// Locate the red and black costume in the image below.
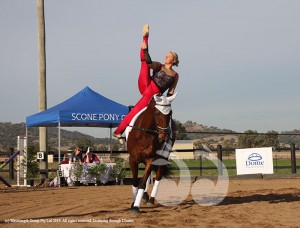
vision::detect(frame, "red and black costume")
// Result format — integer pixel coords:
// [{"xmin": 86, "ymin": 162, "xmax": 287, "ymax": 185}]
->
[{"xmin": 114, "ymin": 35, "xmax": 178, "ymax": 136}]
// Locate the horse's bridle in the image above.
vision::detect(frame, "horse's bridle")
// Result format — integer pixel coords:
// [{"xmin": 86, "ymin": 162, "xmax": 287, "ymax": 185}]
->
[{"xmin": 154, "ymin": 105, "xmax": 172, "ymax": 135}]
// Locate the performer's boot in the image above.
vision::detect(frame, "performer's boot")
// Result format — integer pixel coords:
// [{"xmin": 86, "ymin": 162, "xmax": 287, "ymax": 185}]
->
[
  {"xmin": 113, "ymin": 133, "xmax": 124, "ymax": 145},
  {"xmin": 143, "ymin": 24, "xmax": 149, "ymax": 37}
]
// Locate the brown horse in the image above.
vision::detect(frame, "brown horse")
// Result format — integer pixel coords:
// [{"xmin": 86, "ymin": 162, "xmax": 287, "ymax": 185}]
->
[{"xmin": 125, "ymin": 93, "xmax": 177, "ymax": 214}]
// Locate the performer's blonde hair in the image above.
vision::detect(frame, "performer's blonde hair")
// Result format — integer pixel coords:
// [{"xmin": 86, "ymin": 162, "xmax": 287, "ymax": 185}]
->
[{"xmin": 170, "ymin": 51, "xmax": 179, "ymax": 67}]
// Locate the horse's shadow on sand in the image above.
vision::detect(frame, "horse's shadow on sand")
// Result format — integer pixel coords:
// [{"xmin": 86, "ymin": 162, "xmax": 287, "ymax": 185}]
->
[
  {"xmin": 219, "ymin": 192, "xmax": 300, "ymax": 205},
  {"xmin": 174, "ymin": 191, "xmax": 300, "ymax": 208},
  {"xmin": 128, "ymin": 192, "xmax": 300, "ymax": 212},
  {"xmin": 144, "ymin": 191, "xmax": 300, "ymax": 211}
]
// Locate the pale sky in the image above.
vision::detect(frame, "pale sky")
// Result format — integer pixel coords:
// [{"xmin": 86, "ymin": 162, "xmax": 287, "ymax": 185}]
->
[{"xmin": 0, "ymin": 0, "xmax": 299, "ymax": 138}]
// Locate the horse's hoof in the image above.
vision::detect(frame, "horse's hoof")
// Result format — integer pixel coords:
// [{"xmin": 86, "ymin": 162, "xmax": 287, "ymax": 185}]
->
[
  {"xmin": 143, "ymin": 192, "xmax": 149, "ymax": 203},
  {"xmin": 130, "ymin": 206, "xmax": 141, "ymax": 214},
  {"xmin": 147, "ymin": 197, "xmax": 155, "ymax": 205}
]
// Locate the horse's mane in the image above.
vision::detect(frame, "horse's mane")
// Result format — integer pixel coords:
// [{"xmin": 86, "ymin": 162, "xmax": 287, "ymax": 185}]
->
[{"xmin": 134, "ymin": 99, "xmax": 156, "ymax": 127}]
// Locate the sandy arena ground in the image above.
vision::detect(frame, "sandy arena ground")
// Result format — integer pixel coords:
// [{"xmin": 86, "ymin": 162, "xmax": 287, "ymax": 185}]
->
[{"xmin": 0, "ymin": 178, "xmax": 299, "ymax": 228}]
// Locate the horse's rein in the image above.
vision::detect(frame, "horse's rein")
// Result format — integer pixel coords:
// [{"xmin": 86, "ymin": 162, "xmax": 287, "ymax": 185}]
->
[{"xmin": 128, "ymin": 125, "xmax": 159, "ymax": 135}]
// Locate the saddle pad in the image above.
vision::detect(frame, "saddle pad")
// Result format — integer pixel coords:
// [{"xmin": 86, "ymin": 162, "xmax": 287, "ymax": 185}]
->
[{"xmin": 124, "ymin": 107, "xmax": 147, "ymax": 142}]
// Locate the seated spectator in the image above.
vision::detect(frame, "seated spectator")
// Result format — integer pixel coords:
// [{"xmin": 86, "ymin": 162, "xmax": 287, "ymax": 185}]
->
[
  {"xmin": 69, "ymin": 147, "xmax": 83, "ymax": 164},
  {"xmin": 83, "ymin": 147, "xmax": 100, "ymax": 163},
  {"xmin": 63, "ymin": 153, "xmax": 69, "ymax": 161},
  {"xmin": 60, "ymin": 153, "xmax": 70, "ymax": 164}
]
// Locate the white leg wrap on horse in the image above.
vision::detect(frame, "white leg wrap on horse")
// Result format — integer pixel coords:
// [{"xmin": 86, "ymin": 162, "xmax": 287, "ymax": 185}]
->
[
  {"xmin": 132, "ymin": 186, "xmax": 138, "ymax": 202},
  {"xmin": 144, "ymin": 176, "xmax": 150, "ymax": 192},
  {"xmin": 133, "ymin": 189, "xmax": 144, "ymax": 208},
  {"xmin": 150, "ymin": 180, "xmax": 160, "ymax": 198}
]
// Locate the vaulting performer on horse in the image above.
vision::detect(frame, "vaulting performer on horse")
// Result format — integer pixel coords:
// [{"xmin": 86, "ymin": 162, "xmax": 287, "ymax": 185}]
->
[{"xmin": 113, "ymin": 24, "xmax": 180, "ymax": 213}]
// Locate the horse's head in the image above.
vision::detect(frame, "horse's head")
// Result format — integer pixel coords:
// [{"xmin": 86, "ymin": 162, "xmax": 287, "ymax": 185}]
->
[{"xmin": 153, "ymin": 93, "xmax": 177, "ymax": 143}]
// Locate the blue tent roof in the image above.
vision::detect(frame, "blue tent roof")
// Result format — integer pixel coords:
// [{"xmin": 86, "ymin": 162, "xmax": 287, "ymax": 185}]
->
[{"xmin": 26, "ymin": 87, "xmax": 129, "ymax": 128}]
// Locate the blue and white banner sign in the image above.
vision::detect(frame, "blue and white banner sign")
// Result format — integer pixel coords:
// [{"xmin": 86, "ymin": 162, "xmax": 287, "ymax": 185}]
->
[{"xmin": 235, "ymin": 147, "xmax": 273, "ymax": 175}]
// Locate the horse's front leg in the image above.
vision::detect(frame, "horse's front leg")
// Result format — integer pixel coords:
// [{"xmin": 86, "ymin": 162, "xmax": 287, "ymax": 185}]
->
[
  {"xmin": 129, "ymin": 157, "xmax": 139, "ymax": 208},
  {"xmin": 142, "ymin": 176, "xmax": 151, "ymax": 203},
  {"xmin": 148, "ymin": 165, "xmax": 164, "ymax": 205},
  {"xmin": 131, "ymin": 160, "xmax": 153, "ymax": 214}
]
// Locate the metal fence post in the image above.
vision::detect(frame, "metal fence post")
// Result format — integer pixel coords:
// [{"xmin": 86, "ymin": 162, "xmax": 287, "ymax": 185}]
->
[
  {"xmin": 199, "ymin": 155, "xmax": 203, "ymax": 176},
  {"xmin": 290, "ymin": 143, "xmax": 296, "ymax": 174},
  {"xmin": 217, "ymin": 145, "xmax": 223, "ymax": 176}
]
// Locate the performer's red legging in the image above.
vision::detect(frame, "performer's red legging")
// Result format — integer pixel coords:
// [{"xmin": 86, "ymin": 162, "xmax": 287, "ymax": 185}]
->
[{"xmin": 114, "ymin": 35, "xmax": 161, "ymax": 135}]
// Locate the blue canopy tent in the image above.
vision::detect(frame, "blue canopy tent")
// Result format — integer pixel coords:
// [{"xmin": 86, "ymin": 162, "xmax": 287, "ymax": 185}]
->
[{"xmin": 26, "ymin": 86, "xmax": 128, "ymax": 162}]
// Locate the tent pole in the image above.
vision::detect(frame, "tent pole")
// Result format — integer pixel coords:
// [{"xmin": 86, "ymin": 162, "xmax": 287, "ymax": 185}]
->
[
  {"xmin": 58, "ymin": 122, "xmax": 61, "ymax": 164},
  {"xmin": 58, "ymin": 122, "xmax": 61, "ymax": 187},
  {"xmin": 25, "ymin": 127, "xmax": 28, "ymax": 186},
  {"xmin": 110, "ymin": 124, "xmax": 112, "ymax": 162}
]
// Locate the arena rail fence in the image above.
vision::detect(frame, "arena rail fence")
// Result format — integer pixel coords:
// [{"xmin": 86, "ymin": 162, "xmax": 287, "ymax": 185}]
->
[
  {"xmin": 37, "ymin": 144, "xmax": 300, "ymax": 176},
  {"xmin": 1, "ymin": 144, "xmax": 299, "ymax": 186}
]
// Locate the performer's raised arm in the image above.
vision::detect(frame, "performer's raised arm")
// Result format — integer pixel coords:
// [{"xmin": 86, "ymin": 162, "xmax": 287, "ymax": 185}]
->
[{"xmin": 141, "ymin": 41, "xmax": 162, "ymax": 71}]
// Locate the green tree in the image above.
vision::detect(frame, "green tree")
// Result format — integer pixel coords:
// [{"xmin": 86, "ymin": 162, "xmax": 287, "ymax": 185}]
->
[
  {"xmin": 76, "ymin": 138, "xmax": 93, "ymax": 149},
  {"xmin": 174, "ymin": 120, "xmax": 188, "ymax": 140},
  {"xmin": 238, "ymin": 130, "xmax": 279, "ymax": 148},
  {"xmin": 258, "ymin": 130, "xmax": 279, "ymax": 148},
  {"xmin": 238, "ymin": 130, "xmax": 259, "ymax": 148},
  {"xmin": 27, "ymin": 144, "xmax": 39, "ymax": 163},
  {"xmin": 26, "ymin": 144, "xmax": 40, "ymax": 179},
  {"xmin": 222, "ymin": 139, "xmax": 231, "ymax": 149},
  {"xmin": 193, "ymin": 139, "xmax": 214, "ymax": 150},
  {"xmin": 99, "ymin": 145, "xmax": 108, "ymax": 151},
  {"xmin": 112, "ymin": 144, "xmax": 119, "ymax": 151}
]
